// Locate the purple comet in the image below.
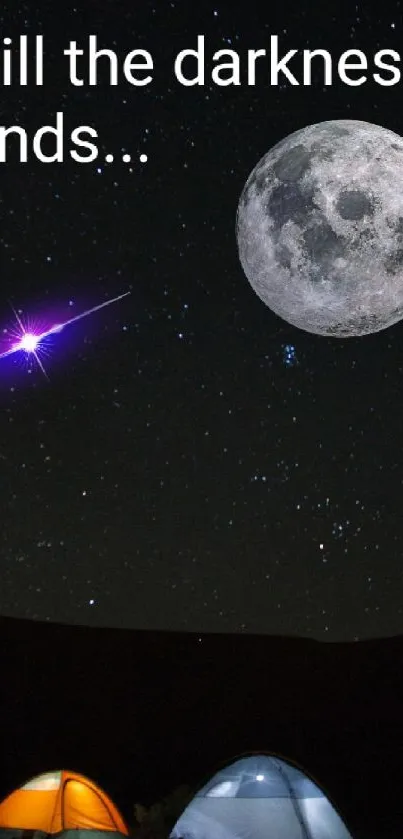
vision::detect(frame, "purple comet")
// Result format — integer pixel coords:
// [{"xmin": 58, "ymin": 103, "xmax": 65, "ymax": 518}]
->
[{"xmin": 0, "ymin": 291, "xmax": 130, "ymax": 378}]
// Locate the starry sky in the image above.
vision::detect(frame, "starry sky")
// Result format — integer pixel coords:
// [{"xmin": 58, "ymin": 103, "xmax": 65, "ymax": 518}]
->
[{"xmin": 1, "ymin": 0, "xmax": 402, "ymax": 642}]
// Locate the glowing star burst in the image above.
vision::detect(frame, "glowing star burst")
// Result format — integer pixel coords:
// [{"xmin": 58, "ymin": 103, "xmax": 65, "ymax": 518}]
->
[
  {"xmin": 0, "ymin": 292, "xmax": 130, "ymax": 378},
  {"xmin": 19, "ymin": 333, "xmax": 40, "ymax": 353}
]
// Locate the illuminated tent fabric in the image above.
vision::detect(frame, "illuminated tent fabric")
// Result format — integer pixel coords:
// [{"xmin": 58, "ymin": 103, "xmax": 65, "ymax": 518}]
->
[
  {"xmin": 170, "ymin": 754, "xmax": 353, "ymax": 839},
  {"xmin": 0, "ymin": 770, "xmax": 128, "ymax": 839}
]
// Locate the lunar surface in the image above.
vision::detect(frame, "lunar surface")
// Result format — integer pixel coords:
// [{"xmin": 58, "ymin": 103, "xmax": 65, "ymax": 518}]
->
[{"xmin": 236, "ymin": 120, "xmax": 403, "ymax": 337}]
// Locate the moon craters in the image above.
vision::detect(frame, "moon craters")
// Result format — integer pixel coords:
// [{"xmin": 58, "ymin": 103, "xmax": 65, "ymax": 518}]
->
[
  {"xmin": 336, "ymin": 190, "xmax": 375, "ymax": 221},
  {"xmin": 266, "ymin": 182, "xmax": 315, "ymax": 231},
  {"xmin": 272, "ymin": 144, "xmax": 313, "ymax": 182}
]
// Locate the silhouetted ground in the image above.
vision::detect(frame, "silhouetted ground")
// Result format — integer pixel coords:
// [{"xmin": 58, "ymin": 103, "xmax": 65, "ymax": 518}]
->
[{"xmin": 1, "ymin": 616, "xmax": 402, "ymax": 837}]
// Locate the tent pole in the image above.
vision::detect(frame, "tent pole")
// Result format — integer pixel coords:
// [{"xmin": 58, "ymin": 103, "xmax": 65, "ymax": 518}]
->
[{"xmin": 273, "ymin": 760, "xmax": 311, "ymax": 839}]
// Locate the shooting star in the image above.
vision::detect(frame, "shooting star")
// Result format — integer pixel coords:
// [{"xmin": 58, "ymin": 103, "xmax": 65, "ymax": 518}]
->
[{"xmin": 0, "ymin": 291, "xmax": 130, "ymax": 378}]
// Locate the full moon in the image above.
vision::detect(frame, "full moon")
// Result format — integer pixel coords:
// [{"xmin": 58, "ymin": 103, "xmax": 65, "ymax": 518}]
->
[{"xmin": 236, "ymin": 119, "xmax": 403, "ymax": 337}]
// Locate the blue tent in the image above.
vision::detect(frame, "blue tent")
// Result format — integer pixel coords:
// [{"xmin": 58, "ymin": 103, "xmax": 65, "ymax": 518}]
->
[{"xmin": 170, "ymin": 754, "xmax": 352, "ymax": 839}]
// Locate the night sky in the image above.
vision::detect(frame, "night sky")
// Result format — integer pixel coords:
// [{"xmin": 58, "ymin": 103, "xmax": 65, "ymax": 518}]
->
[{"xmin": 1, "ymin": 0, "xmax": 402, "ymax": 642}]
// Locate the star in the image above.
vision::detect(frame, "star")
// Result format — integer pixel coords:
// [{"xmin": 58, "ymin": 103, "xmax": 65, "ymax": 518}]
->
[
  {"xmin": 18, "ymin": 333, "xmax": 39, "ymax": 353},
  {"xmin": 0, "ymin": 292, "xmax": 130, "ymax": 378}
]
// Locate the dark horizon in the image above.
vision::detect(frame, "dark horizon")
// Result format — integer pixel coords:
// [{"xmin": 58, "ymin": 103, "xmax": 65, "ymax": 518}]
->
[
  {"xmin": 1, "ymin": 613, "xmax": 402, "ymax": 838},
  {"xmin": 1, "ymin": 610, "xmax": 403, "ymax": 645}
]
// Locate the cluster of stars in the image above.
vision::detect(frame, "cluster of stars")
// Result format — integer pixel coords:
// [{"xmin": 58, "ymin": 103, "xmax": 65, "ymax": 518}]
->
[{"xmin": 282, "ymin": 344, "xmax": 297, "ymax": 367}]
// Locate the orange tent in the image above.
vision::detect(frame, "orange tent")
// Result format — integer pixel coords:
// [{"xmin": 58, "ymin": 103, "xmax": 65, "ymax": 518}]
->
[{"xmin": 0, "ymin": 770, "xmax": 128, "ymax": 836}]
